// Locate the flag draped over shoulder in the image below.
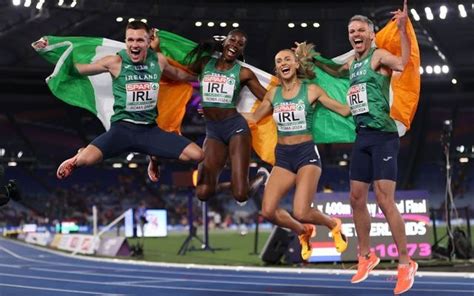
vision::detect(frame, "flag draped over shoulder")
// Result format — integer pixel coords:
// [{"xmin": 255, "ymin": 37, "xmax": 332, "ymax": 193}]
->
[
  {"xmin": 158, "ymin": 20, "xmax": 420, "ymax": 162},
  {"xmin": 313, "ymin": 18, "xmax": 420, "ymax": 138},
  {"xmin": 159, "ymin": 31, "xmax": 280, "ymax": 165},
  {"xmin": 35, "ymin": 20, "xmax": 419, "ymax": 165},
  {"xmin": 34, "ymin": 32, "xmax": 278, "ymax": 164},
  {"xmin": 34, "ymin": 35, "xmax": 192, "ymax": 133}
]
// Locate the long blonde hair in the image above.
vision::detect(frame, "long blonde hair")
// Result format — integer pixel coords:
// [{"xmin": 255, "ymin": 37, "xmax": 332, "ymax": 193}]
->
[{"xmin": 294, "ymin": 42, "xmax": 322, "ymax": 80}]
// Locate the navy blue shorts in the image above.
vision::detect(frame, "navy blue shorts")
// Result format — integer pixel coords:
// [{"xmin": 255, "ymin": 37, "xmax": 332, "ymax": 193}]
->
[
  {"xmin": 91, "ymin": 121, "xmax": 191, "ymax": 159},
  {"xmin": 275, "ymin": 141, "xmax": 321, "ymax": 174},
  {"xmin": 349, "ymin": 128, "xmax": 399, "ymax": 183},
  {"xmin": 205, "ymin": 113, "xmax": 250, "ymax": 145}
]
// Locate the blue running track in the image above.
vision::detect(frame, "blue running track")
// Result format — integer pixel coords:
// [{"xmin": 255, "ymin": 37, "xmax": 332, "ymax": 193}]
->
[{"xmin": 0, "ymin": 238, "xmax": 472, "ymax": 295}]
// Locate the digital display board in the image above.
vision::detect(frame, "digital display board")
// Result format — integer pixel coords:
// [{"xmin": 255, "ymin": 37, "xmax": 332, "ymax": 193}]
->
[
  {"xmin": 308, "ymin": 191, "xmax": 431, "ymax": 262},
  {"xmin": 124, "ymin": 208, "xmax": 167, "ymax": 238},
  {"xmin": 55, "ymin": 221, "xmax": 79, "ymax": 234}
]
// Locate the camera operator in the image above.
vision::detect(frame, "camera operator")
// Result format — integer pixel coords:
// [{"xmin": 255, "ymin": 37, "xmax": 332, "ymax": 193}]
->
[{"xmin": 0, "ymin": 165, "xmax": 21, "ymax": 207}]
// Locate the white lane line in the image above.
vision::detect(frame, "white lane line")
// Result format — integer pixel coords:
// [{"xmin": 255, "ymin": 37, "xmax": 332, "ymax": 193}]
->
[
  {"xmin": 0, "ymin": 245, "xmax": 29, "ymax": 259},
  {"xmin": 0, "ymin": 283, "xmax": 126, "ymax": 295},
  {"xmin": 0, "ymin": 263, "xmax": 21, "ymax": 268},
  {"xmin": 0, "ymin": 272, "xmax": 389, "ymax": 295},
  {"xmin": 0, "ymin": 240, "xmax": 474, "ymax": 291},
  {"xmin": 0, "ymin": 245, "xmax": 48, "ymax": 264},
  {"xmin": 30, "ymin": 267, "xmax": 188, "ymax": 282},
  {"xmin": 2, "ymin": 238, "xmax": 473, "ymax": 291},
  {"xmin": 0, "ymin": 273, "xmax": 472, "ymax": 295},
  {"xmin": 24, "ymin": 267, "xmax": 474, "ymax": 292},
  {"xmin": 2, "ymin": 238, "xmax": 473, "ymax": 279},
  {"xmin": 2, "ymin": 271, "xmax": 473, "ymax": 295},
  {"xmin": 112, "ymin": 279, "xmax": 186, "ymax": 285},
  {"xmin": 27, "ymin": 264, "xmax": 474, "ymax": 287},
  {"xmin": 31, "ymin": 267, "xmax": 354, "ymax": 288}
]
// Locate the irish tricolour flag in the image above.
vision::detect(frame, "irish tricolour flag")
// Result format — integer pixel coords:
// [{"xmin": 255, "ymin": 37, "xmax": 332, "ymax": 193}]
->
[
  {"xmin": 34, "ymin": 35, "xmax": 193, "ymax": 134},
  {"xmin": 34, "ymin": 19, "xmax": 419, "ymax": 165}
]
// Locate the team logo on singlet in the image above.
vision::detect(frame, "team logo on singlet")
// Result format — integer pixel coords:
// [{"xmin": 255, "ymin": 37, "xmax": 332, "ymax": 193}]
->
[
  {"xmin": 134, "ymin": 65, "xmax": 148, "ymax": 70},
  {"xmin": 273, "ymin": 100, "xmax": 307, "ymax": 132},
  {"xmin": 125, "ymin": 82, "xmax": 159, "ymax": 111},
  {"xmin": 201, "ymin": 73, "xmax": 236, "ymax": 104}
]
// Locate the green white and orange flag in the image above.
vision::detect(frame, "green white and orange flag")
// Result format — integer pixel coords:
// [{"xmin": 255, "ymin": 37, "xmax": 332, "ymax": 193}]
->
[
  {"xmin": 33, "ymin": 35, "xmax": 192, "ymax": 134},
  {"xmin": 160, "ymin": 20, "xmax": 420, "ymax": 163},
  {"xmin": 159, "ymin": 31, "xmax": 280, "ymax": 164},
  {"xmin": 34, "ymin": 20, "xmax": 419, "ymax": 166},
  {"xmin": 311, "ymin": 18, "xmax": 420, "ymax": 140},
  {"xmin": 376, "ymin": 19, "xmax": 421, "ymax": 134},
  {"xmin": 33, "ymin": 32, "xmax": 279, "ymax": 164}
]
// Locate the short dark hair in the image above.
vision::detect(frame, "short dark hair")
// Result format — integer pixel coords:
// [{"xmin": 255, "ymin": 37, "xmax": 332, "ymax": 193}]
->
[
  {"xmin": 126, "ymin": 20, "xmax": 150, "ymax": 33},
  {"xmin": 348, "ymin": 15, "xmax": 375, "ymax": 32}
]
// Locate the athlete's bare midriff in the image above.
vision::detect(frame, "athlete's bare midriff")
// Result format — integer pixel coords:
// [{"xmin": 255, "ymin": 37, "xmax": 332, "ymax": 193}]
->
[
  {"xmin": 203, "ymin": 107, "xmax": 239, "ymax": 121},
  {"xmin": 277, "ymin": 134, "xmax": 313, "ymax": 145}
]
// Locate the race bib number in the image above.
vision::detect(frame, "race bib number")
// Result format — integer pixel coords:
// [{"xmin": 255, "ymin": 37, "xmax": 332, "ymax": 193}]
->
[
  {"xmin": 347, "ymin": 83, "xmax": 369, "ymax": 115},
  {"xmin": 201, "ymin": 74, "xmax": 236, "ymax": 104},
  {"xmin": 273, "ymin": 102, "xmax": 307, "ymax": 132},
  {"xmin": 125, "ymin": 82, "xmax": 159, "ymax": 111}
]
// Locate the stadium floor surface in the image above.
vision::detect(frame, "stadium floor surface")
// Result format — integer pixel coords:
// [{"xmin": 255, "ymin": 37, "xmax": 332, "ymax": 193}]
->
[{"xmin": 0, "ymin": 238, "xmax": 473, "ymax": 296}]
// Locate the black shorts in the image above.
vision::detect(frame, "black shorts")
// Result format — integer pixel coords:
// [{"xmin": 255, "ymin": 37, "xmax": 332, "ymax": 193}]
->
[
  {"xmin": 91, "ymin": 121, "xmax": 191, "ymax": 159},
  {"xmin": 275, "ymin": 141, "xmax": 321, "ymax": 174},
  {"xmin": 205, "ymin": 113, "xmax": 250, "ymax": 145},
  {"xmin": 349, "ymin": 128, "xmax": 399, "ymax": 183}
]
